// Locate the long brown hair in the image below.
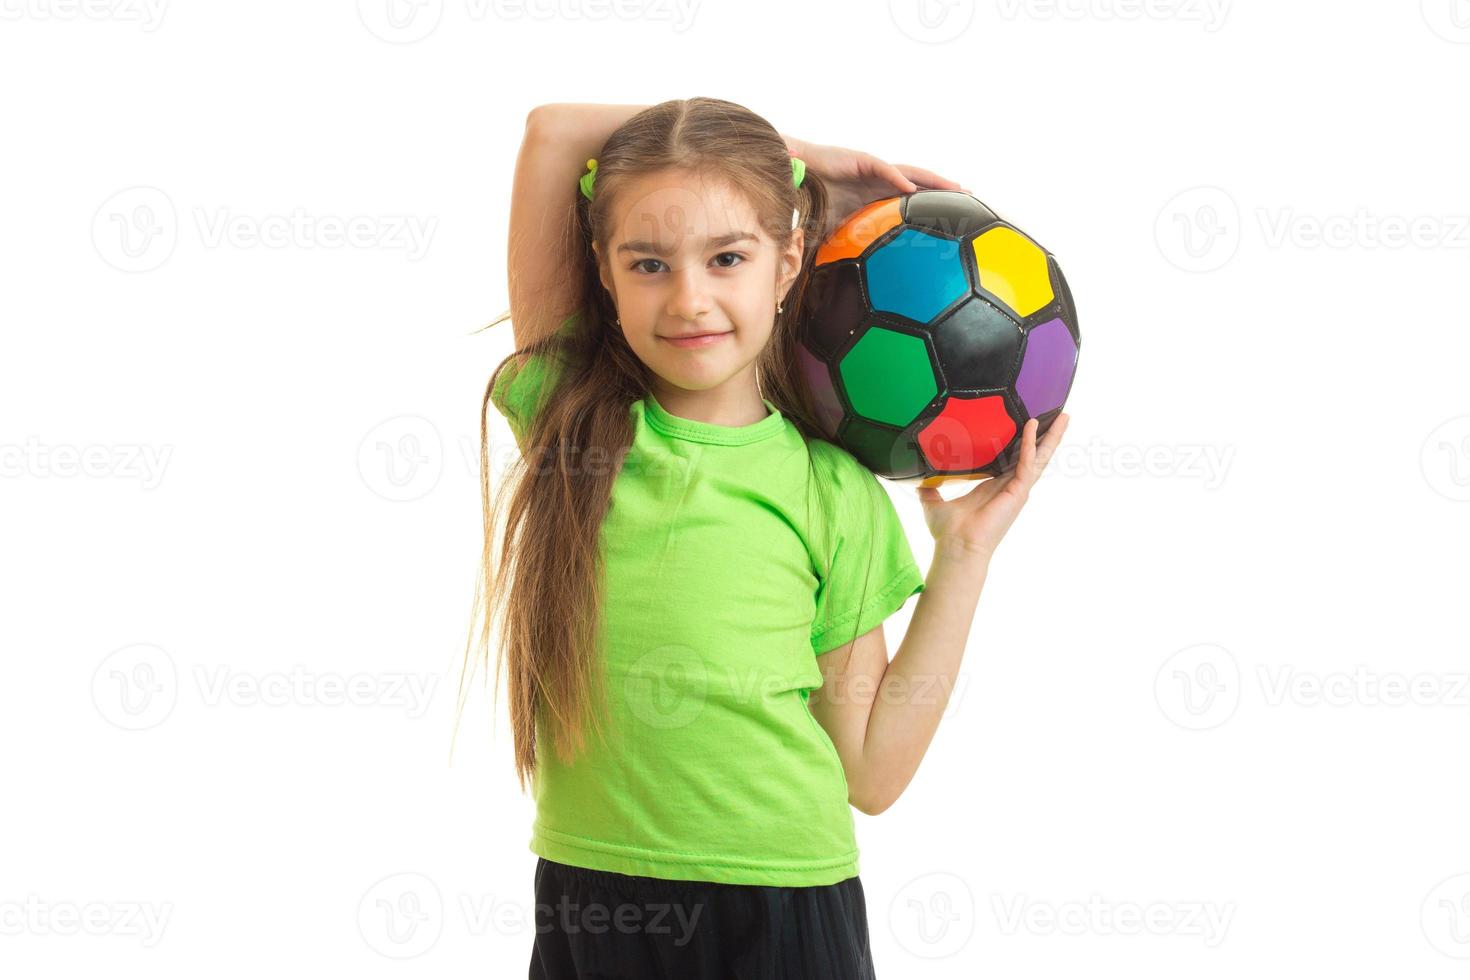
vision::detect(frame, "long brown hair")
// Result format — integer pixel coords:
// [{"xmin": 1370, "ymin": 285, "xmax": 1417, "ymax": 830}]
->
[{"xmin": 457, "ymin": 97, "xmax": 880, "ymax": 791}]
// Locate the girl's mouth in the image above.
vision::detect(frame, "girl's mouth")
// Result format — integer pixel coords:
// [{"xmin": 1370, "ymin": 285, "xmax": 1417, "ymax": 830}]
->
[{"xmin": 659, "ymin": 331, "xmax": 732, "ymax": 349}]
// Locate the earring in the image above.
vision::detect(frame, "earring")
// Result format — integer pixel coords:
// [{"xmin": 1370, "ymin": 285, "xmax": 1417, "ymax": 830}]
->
[{"xmin": 776, "ymin": 301, "xmax": 784, "ymax": 314}]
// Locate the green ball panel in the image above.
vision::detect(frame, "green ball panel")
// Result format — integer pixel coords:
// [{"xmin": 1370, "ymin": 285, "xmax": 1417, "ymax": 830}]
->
[
  {"xmin": 838, "ymin": 326, "xmax": 938, "ymax": 428},
  {"xmin": 838, "ymin": 416, "xmax": 925, "ymax": 480}
]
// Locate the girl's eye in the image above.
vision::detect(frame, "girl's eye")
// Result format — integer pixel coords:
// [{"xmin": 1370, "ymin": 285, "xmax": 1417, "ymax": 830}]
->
[{"xmin": 631, "ymin": 252, "xmax": 746, "ymax": 275}]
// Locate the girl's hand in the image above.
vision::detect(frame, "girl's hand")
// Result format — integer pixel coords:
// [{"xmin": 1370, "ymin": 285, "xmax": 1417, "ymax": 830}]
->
[
  {"xmin": 783, "ymin": 135, "xmax": 970, "ymax": 239},
  {"xmin": 916, "ymin": 413, "xmax": 1070, "ymax": 560}
]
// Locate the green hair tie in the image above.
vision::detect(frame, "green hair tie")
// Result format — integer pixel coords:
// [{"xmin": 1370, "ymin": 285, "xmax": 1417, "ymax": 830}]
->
[
  {"xmin": 579, "ymin": 158, "xmax": 598, "ymax": 202},
  {"xmin": 791, "ymin": 156, "xmax": 806, "ymax": 189}
]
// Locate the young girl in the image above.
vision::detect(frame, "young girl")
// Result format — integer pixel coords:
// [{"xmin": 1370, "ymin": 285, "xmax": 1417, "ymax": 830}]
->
[{"xmin": 465, "ymin": 98, "xmax": 1069, "ymax": 979}]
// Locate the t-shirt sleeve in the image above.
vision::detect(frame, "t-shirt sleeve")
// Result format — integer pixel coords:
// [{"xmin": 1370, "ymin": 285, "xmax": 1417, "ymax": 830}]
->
[
  {"xmin": 489, "ymin": 312, "xmax": 580, "ymax": 450},
  {"xmin": 809, "ymin": 449, "xmax": 926, "ymax": 656}
]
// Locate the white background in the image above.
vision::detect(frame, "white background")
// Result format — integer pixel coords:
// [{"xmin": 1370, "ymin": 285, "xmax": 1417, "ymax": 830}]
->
[{"xmin": 3, "ymin": 1, "xmax": 1469, "ymax": 976}]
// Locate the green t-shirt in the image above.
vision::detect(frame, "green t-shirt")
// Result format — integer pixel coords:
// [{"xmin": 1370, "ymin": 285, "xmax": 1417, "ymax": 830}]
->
[{"xmin": 489, "ymin": 312, "xmax": 926, "ymax": 886}]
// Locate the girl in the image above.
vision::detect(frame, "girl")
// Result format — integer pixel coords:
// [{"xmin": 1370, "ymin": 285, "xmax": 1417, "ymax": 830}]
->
[{"xmin": 463, "ymin": 98, "xmax": 1069, "ymax": 979}]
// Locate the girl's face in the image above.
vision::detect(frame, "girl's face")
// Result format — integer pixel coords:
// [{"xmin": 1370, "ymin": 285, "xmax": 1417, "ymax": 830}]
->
[{"xmin": 594, "ymin": 169, "xmax": 803, "ymax": 405}]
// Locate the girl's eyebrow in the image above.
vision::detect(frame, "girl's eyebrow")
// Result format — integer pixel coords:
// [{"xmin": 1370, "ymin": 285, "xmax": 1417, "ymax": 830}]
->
[{"xmin": 616, "ymin": 231, "xmax": 757, "ymax": 256}]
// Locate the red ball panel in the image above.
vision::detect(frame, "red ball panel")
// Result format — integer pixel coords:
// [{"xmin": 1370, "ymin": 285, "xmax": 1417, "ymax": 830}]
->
[{"xmin": 916, "ymin": 394, "xmax": 1017, "ymax": 471}]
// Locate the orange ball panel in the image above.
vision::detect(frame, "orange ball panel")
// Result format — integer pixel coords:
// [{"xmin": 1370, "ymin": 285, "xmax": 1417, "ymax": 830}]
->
[{"xmin": 815, "ymin": 198, "xmax": 904, "ymax": 266}]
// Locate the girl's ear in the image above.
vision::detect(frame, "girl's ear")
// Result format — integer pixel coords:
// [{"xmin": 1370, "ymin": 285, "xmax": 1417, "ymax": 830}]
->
[
  {"xmin": 591, "ymin": 241, "xmax": 619, "ymax": 308},
  {"xmin": 591, "ymin": 241, "xmax": 614, "ymax": 293},
  {"xmin": 777, "ymin": 228, "xmax": 805, "ymax": 299}
]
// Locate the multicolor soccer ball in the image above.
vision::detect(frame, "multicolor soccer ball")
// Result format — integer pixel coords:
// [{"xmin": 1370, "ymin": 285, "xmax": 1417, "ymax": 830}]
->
[{"xmin": 798, "ymin": 191, "xmax": 1079, "ymax": 487}]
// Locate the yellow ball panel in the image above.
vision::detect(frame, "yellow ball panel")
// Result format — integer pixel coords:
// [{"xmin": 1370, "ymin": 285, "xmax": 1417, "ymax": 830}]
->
[
  {"xmin": 971, "ymin": 226, "xmax": 1054, "ymax": 318},
  {"xmin": 917, "ymin": 472, "xmax": 980, "ymax": 489}
]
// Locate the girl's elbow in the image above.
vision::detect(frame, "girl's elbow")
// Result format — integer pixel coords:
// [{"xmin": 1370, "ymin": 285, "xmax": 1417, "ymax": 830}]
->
[
  {"xmin": 850, "ymin": 785, "xmax": 898, "ymax": 816},
  {"xmin": 524, "ymin": 104, "xmax": 566, "ymax": 140}
]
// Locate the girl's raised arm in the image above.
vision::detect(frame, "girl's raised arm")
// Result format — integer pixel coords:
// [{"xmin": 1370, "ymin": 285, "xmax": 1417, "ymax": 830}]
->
[{"xmin": 507, "ymin": 103, "xmax": 647, "ymax": 350}]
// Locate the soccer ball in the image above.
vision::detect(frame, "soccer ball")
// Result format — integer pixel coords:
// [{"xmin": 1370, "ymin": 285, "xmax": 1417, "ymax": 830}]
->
[{"xmin": 798, "ymin": 190, "xmax": 1079, "ymax": 487}]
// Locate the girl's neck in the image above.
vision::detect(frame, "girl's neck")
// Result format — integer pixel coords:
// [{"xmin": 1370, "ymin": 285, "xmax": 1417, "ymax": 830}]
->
[{"xmin": 649, "ymin": 371, "xmax": 769, "ymax": 428}]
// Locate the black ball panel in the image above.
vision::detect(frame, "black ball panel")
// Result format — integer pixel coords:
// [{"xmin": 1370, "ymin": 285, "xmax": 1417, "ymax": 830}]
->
[
  {"xmin": 803, "ymin": 262, "xmax": 869, "ymax": 361},
  {"xmin": 1051, "ymin": 256, "xmax": 1080, "ymax": 344},
  {"xmin": 902, "ymin": 190, "xmax": 999, "ymax": 241},
  {"xmin": 930, "ymin": 296, "xmax": 1024, "ymax": 393}
]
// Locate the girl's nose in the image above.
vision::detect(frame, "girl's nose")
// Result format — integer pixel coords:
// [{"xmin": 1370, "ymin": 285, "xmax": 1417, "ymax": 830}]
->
[{"xmin": 666, "ymin": 266, "xmax": 712, "ymax": 321}]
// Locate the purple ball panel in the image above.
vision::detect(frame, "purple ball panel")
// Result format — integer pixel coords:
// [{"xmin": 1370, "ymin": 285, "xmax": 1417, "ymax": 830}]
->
[
  {"xmin": 798, "ymin": 342, "xmax": 845, "ymax": 439},
  {"xmin": 1015, "ymin": 318, "xmax": 1077, "ymax": 417}
]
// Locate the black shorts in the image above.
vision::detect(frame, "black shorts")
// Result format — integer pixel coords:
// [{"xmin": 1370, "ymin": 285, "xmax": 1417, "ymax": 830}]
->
[{"xmin": 528, "ymin": 857, "xmax": 876, "ymax": 979}]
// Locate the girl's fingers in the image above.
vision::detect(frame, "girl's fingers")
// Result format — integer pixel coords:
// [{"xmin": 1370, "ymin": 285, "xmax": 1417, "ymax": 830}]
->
[
  {"xmin": 961, "ymin": 475, "xmax": 1005, "ymax": 504},
  {"xmin": 894, "ymin": 164, "xmax": 962, "ymax": 190},
  {"xmin": 1019, "ymin": 418, "xmax": 1038, "ymax": 468},
  {"xmin": 1007, "ymin": 419, "xmax": 1042, "ymax": 491},
  {"xmin": 881, "ymin": 160, "xmax": 920, "ymax": 192},
  {"xmin": 1034, "ymin": 413, "xmax": 1069, "ymax": 469}
]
